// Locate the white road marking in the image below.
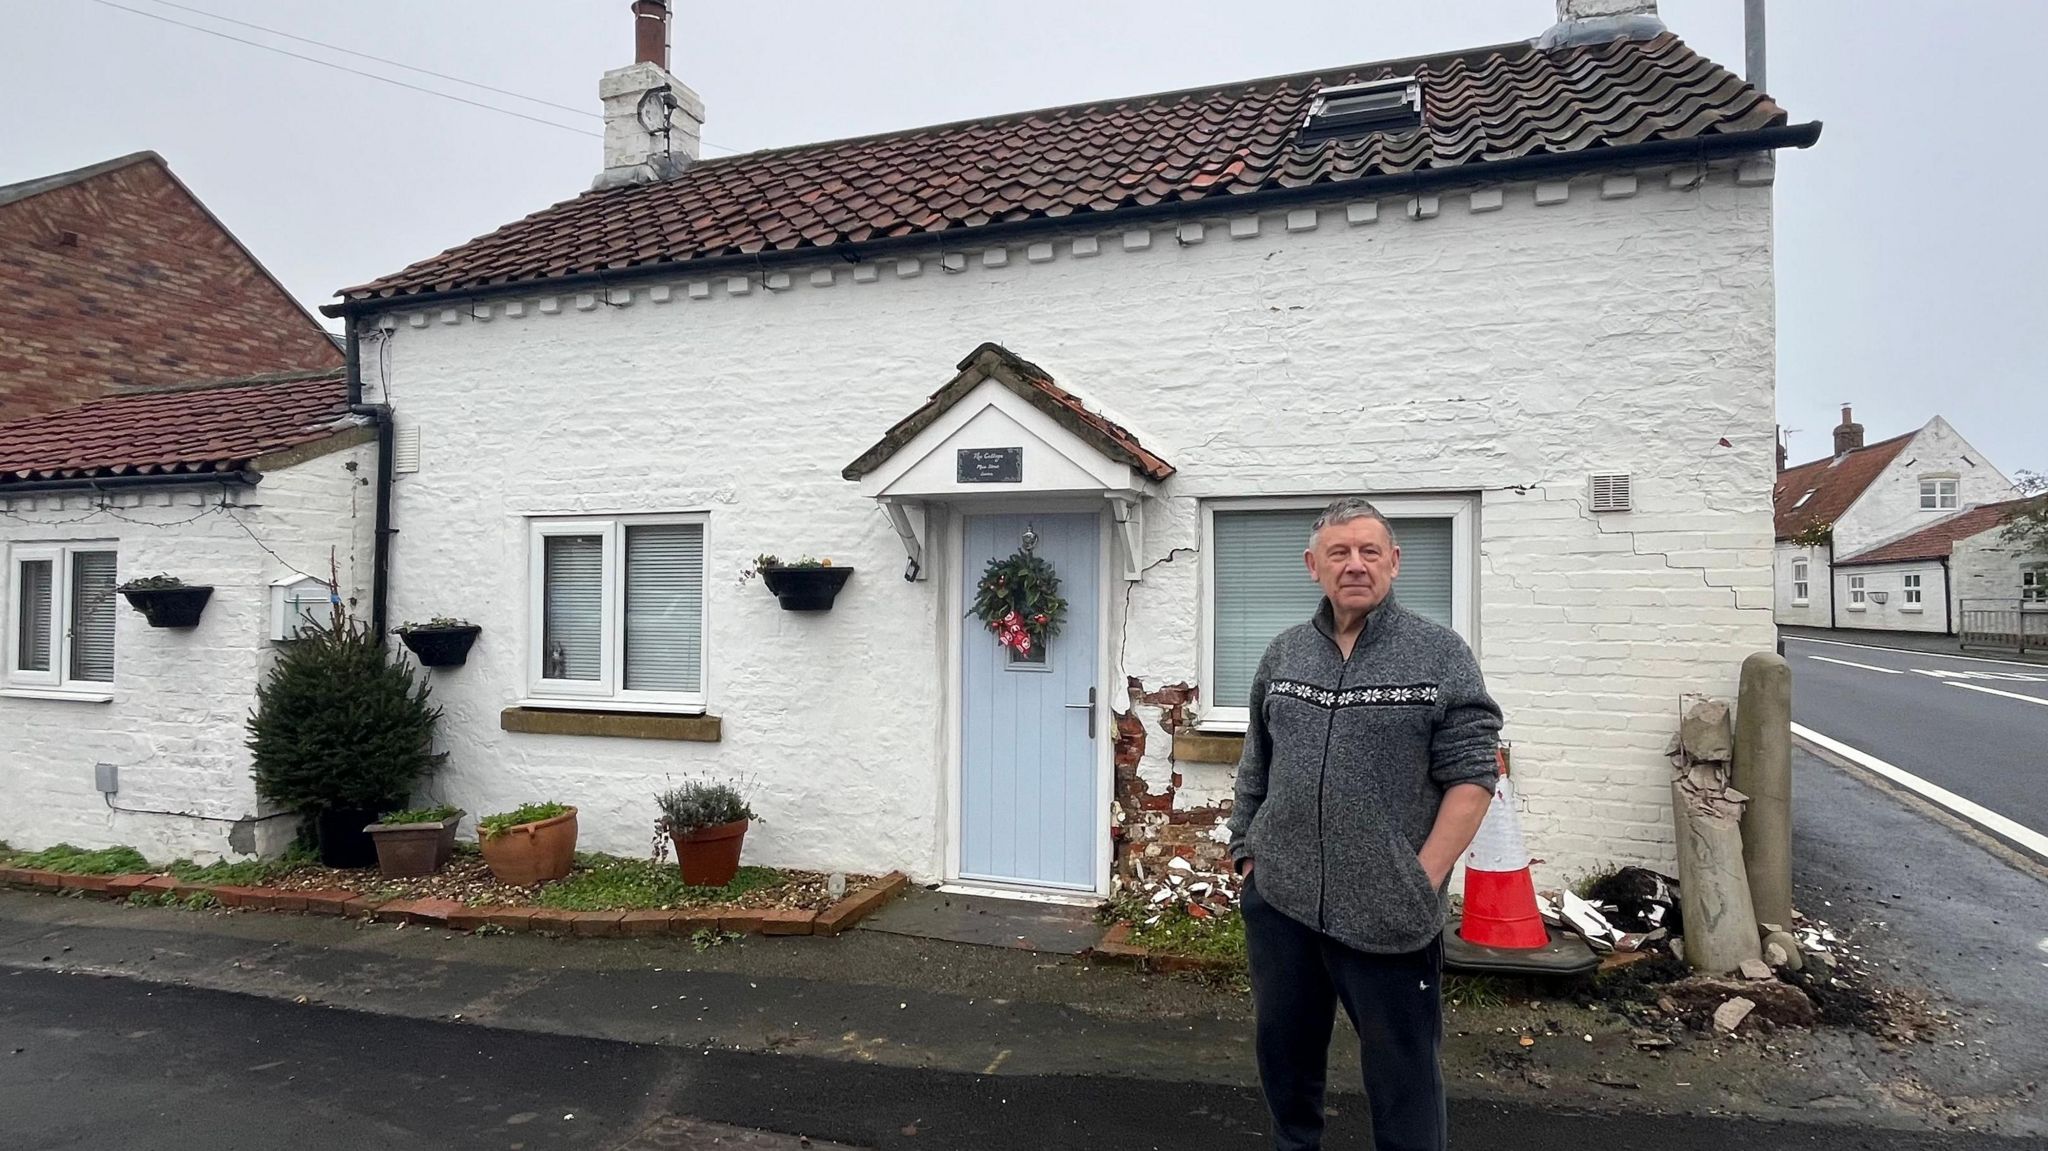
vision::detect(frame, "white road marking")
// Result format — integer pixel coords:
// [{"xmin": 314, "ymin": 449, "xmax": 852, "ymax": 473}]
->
[
  {"xmin": 1792, "ymin": 723, "xmax": 2048, "ymax": 864},
  {"xmin": 1909, "ymin": 667, "xmax": 2048, "ymax": 683},
  {"xmin": 1807, "ymin": 655, "xmax": 1904, "ymax": 674},
  {"xmin": 1947, "ymin": 682, "xmax": 2048, "ymax": 707},
  {"xmin": 1785, "ymin": 635, "xmax": 2048, "ymax": 671}
]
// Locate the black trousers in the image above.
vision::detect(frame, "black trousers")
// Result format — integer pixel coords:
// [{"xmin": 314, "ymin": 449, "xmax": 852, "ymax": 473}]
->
[{"xmin": 1242, "ymin": 871, "xmax": 1446, "ymax": 1151}]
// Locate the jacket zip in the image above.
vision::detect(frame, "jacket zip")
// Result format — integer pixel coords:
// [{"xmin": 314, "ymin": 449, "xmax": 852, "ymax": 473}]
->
[{"xmin": 1315, "ymin": 623, "xmax": 1360, "ymax": 934}]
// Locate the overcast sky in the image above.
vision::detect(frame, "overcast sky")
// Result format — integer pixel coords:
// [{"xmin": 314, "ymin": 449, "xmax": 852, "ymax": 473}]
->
[{"xmin": 4, "ymin": 1, "xmax": 2042, "ymax": 474}]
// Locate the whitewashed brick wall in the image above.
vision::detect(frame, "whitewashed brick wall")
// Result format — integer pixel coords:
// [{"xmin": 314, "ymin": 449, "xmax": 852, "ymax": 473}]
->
[
  {"xmin": 1951, "ymin": 528, "xmax": 2048, "ymax": 616},
  {"xmin": 1834, "ymin": 560, "xmax": 1947, "ymax": 633},
  {"xmin": 1773, "ymin": 542, "xmax": 1832, "ymax": 627},
  {"xmin": 369, "ymin": 164, "xmax": 1780, "ymax": 887},
  {"xmin": 0, "ymin": 439, "xmax": 376, "ymax": 862}
]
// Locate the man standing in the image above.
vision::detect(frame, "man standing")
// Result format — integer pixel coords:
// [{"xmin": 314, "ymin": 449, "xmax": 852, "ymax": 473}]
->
[{"xmin": 1227, "ymin": 496, "xmax": 1503, "ymax": 1151}]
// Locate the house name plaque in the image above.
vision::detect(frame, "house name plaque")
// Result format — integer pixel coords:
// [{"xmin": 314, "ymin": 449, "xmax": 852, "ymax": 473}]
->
[{"xmin": 957, "ymin": 447, "xmax": 1023, "ymax": 483}]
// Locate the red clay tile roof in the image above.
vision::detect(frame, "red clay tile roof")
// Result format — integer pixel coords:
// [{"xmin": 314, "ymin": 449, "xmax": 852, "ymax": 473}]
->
[
  {"xmin": 842, "ymin": 343, "xmax": 1173, "ymax": 483},
  {"xmin": 1836, "ymin": 499, "xmax": 2036, "ymax": 567},
  {"xmin": 0, "ymin": 369, "xmax": 355, "ymax": 486},
  {"xmin": 1773, "ymin": 432, "xmax": 1914, "ymax": 541},
  {"xmin": 340, "ymin": 31, "xmax": 1803, "ymax": 305}
]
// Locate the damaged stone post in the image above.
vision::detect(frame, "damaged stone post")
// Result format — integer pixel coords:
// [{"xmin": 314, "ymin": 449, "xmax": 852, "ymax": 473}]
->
[
  {"xmin": 1732, "ymin": 652, "xmax": 1793, "ymax": 930},
  {"xmin": 1670, "ymin": 697, "xmax": 1763, "ymax": 973}
]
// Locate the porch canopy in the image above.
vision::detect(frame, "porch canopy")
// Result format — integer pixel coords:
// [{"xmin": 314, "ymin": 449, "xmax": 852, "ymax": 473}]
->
[{"xmin": 841, "ymin": 343, "xmax": 1173, "ymax": 581}]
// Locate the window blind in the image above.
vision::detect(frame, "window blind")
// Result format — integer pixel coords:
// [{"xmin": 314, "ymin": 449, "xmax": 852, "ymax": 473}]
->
[
  {"xmin": 16, "ymin": 559, "xmax": 51, "ymax": 672},
  {"xmin": 1211, "ymin": 510, "xmax": 1456, "ymax": 708},
  {"xmin": 542, "ymin": 535, "xmax": 604, "ymax": 681},
  {"xmin": 67, "ymin": 551, "xmax": 116, "ymax": 683},
  {"xmin": 624, "ymin": 524, "xmax": 703, "ymax": 693}
]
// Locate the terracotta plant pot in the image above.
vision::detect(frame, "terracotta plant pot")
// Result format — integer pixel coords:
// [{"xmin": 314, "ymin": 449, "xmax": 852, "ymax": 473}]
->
[
  {"xmin": 364, "ymin": 811, "xmax": 464, "ymax": 878},
  {"xmin": 671, "ymin": 818, "xmax": 748, "ymax": 887},
  {"xmin": 479, "ymin": 807, "xmax": 578, "ymax": 886}
]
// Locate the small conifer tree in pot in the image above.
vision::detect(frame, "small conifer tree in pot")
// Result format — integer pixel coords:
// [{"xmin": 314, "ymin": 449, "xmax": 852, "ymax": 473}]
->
[{"xmin": 248, "ymin": 608, "xmax": 446, "ymax": 867}]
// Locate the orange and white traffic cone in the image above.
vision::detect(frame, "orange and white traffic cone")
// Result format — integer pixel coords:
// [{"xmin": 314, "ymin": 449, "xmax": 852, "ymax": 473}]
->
[{"xmin": 1457, "ymin": 773, "xmax": 1550, "ymax": 950}]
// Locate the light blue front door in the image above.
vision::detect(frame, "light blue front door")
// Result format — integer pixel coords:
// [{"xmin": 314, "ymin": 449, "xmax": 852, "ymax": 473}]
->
[{"xmin": 959, "ymin": 512, "xmax": 1100, "ymax": 890}]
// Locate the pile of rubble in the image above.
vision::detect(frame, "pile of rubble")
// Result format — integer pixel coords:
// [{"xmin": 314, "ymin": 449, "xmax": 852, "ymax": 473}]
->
[
  {"xmin": 1120, "ymin": 854, "xmax": 1239, "ymax": 924},
  {"xmin": 1537, "ymin": 864, "xmax": 1930, "ymax": 1041}
]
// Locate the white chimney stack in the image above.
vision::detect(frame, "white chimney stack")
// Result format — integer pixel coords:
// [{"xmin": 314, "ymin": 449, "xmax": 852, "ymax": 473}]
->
[
  {"xmin": 594, "ymin": 0, "xmax": 705, "ymax": 190},
  {"xmin": 1538, "ymin": 0, "xmax": 1664, "ymax": 47}
]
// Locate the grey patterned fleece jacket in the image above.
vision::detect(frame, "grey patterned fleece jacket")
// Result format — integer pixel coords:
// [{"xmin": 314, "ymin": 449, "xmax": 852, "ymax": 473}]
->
[{"xmin": 1226, "ymin": 598, "xmax": 1503, "ymax": 954}]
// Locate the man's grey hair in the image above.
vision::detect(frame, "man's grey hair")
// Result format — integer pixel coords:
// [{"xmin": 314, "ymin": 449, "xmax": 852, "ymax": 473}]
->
[{"xmin": 1309, "ymin": 496, "xmax": 1397, "ymax": 547}]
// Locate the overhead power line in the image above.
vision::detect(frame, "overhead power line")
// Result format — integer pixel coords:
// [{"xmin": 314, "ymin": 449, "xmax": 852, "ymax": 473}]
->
[
  {"xmin": 90, "ymin": 0, "xmax": 595, "ymax": 137},
  {"xmin": 88, "ymin": 0, "xmax": 746, "ymax": 153},
  {"xmin": 136, "ymin": 0, "xmax": 600, "ymax": 121}
]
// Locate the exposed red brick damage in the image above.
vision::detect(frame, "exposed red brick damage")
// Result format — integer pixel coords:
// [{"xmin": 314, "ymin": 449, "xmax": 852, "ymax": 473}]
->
[{"xmin": 1112, "ymin": 678, "xmax": 1234, "ymax": 895}]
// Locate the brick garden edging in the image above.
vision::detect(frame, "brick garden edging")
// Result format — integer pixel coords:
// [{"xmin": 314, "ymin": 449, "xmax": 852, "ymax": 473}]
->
[
  {"xmin": 1088, "ymin": 921, "xmax": 1242, "ymax": 976},
  {"xmin": 0, "ymin": 866, "xmax": 910, "ymax": 940}
]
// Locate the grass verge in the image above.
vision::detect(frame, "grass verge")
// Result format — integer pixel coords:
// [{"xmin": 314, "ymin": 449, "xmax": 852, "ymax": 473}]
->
[{"xmin": 535, "ymin": 857, "xmax": 787, "ymax": 911}]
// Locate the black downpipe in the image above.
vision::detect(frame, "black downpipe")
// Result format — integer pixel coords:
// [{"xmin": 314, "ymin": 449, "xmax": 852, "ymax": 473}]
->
[
  {"xmin": 1941, "ymin": 557, "xmax": 1954, "ymax": 636},
  {"xmin": 343, "ymin": 315, "xmax": 395, "ymax": 643},
  {"xmin": 1828, "ymin": 544, "xmax": 1837, "ymax": 631}
]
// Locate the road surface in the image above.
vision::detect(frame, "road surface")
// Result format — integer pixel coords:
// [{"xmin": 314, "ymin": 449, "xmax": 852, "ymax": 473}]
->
[
  {"xmin": 1785, "ymin": 635, "xmax": 2048, "ymax": 852},
  {"xmin": 3, "ymin": 965, "xmax": 2036, "ymax": 1151}
]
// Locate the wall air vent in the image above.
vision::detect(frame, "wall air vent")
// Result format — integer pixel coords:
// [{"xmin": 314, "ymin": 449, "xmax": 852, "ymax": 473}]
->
[
  {"xmin": 1589, "ymin": 471, "xmax": 1633, "ymax": 513},
  {"xmin": 1299, "ymin": 76, "xmax": 1422, "ymax": 143}
]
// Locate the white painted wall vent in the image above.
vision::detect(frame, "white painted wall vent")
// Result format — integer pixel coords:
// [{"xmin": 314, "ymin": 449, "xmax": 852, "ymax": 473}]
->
[
  {"xmin": 1299, "ymin": 77, "xmax": 1422, "ymax": 142},
  {"xmin": 393, "ymin": 425, "xmax": 422, "ymax": 474},
  {"xmin": 1588, "ymin": 471, "xmax": 1633, "ymax": 513}
]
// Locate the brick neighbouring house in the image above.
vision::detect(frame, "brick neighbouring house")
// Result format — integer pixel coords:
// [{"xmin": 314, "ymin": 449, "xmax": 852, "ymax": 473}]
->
[
  {"xmin": 0, "ymin": 151, "xmax": 340, "ymax": 421},
  {"xmin": 310, "ymin": 0, "xmax": 1817, "ymax": 898}
]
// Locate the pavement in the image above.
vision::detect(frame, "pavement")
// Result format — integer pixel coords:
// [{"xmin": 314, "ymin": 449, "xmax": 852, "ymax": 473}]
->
[
  {"xmin": 8, "ymin": 962, "xmax": 2045, "ymax": 1151},
  {"xmin": 1783, "ymin": 634, "xmax": 2048, "ymax": 841}
]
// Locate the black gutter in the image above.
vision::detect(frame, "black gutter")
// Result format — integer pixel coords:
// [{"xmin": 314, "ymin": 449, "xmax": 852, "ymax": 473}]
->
[
  {"xmin": 343, "ymin": 313, "xmax": 396, "ymax": 642},
  {"xmin": 0, "ymin": 470, "xmax": 259, "ymax": 496},
  {"xmin": 323, "ymin": 121, "xmax": 1824, "ymax": 318},
  {"xmin": 1828, "ymin": 542, "xmax": 1837, "ymax": 631}
]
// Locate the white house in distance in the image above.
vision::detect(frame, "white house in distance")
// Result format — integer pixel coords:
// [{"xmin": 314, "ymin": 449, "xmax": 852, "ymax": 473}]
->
[
  {"xmin": 0, "ymin": 372, "xmax": 377, "ymax": 861},
  {"xmin": 1773, "ymin": 406, "xmax": 2015, "ymax": 632},
  {"xmin": 1830, "ymin": 500, "xmax": 2046, "ymax": 643},
  {"xmin": 325, "ymin": 0, "xmax": 1818, "ymax": 894}
]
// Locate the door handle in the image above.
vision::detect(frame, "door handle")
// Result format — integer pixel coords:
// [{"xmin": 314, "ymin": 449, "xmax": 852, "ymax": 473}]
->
[{"xmin": 1064, "ymin": 687, "xmax": 1096, "ymax": 739}]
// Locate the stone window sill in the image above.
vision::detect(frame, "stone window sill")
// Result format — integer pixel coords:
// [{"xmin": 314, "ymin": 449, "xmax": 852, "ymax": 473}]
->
[
  {"xmin": 0, "ymin": 685, "xmax": 113, "ymax": 704},
  {"xmin": 1900, "ymin": 605, "xmax": 1924, "ymax": 613},
  {"xmin": 500, "ymin": 707, "xmax": 722, "ymax": 742},
  {"xmin": 1174, "ymin": 731, "xmax": 1244, "ymax": 764}
]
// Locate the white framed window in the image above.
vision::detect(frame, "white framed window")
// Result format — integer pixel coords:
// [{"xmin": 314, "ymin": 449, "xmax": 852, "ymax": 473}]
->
[
  {"xmin": 1791, "ymin": 557, "xmax": 1810, "ymax": 605},
  {"xmin": 1919, "ymin": 478, "xmax": 1959, "ymax": 510},
  {"xmin": 1792, "ymin": 489, "xmax": 1815, "ymax": 509},
  {"xmin": 1846, "ymin": 574, "xmax": 1866, "ymax": 609},
  {"xmin": 526, "ymin": 515, "xmax": 707, "ymax": 711},
  {"xmin": 1199, "ymin": 495, "xmax": 1474, "ymax": 729},
  {"xmin": 1902, "ymin": 572, "xmax": 1923, "ymax": 610},
  {"xmin": 7, "ymin": 543, "xmax": 117, "ymax": 696},
  {"xmin": 2024, "ymin": 566, "xmax": 2047, "ymax": 605}
]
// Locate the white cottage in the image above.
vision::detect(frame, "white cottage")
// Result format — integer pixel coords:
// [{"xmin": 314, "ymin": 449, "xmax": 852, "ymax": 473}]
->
[
  {"xmin": 0, "ymin": 371, "xmax": 378, "ymax": 861},
  {"xmin": 1773, "ymin": 406, "xmax": 2016, "ymax": 632},
  {"xmin": 327, "ymin": 0, "xmax": 1818, "ymax": 893}
]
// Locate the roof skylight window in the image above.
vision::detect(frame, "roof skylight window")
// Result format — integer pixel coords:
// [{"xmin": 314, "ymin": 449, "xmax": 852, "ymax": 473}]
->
[{"xmin": 1299, "ymin": 76, "xmax": 1423, "ymax": 142}]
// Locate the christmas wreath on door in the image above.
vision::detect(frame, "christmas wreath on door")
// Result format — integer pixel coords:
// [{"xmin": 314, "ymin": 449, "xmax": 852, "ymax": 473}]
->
[{"xmin": 971, "ymin": 545, "xmax": 1067, "ymax": 658}]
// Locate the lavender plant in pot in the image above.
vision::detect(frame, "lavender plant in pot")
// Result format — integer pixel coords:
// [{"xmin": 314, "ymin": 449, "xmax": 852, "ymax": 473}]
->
[{"xmin": 655, "ymin": 780, "xmax": 755, "ymax": 887}]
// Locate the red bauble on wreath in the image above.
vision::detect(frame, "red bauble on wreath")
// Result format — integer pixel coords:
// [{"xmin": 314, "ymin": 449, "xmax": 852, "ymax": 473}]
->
[{"xmin": 970, "ymin": 546, "xmax": 1067, "ymax": 657}]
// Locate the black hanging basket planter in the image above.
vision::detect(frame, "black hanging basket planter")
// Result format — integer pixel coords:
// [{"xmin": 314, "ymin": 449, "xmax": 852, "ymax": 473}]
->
[
  {"xmin": 759, "ymin": 566, "xmax": 853, "ymax": 612},
  {"xmin": 397, "ymin": 625, "xmax": 482, "ymax": 668},
  {"xmin": 118, "ymin": 585, "xmax": 214, "ymax": 629}
]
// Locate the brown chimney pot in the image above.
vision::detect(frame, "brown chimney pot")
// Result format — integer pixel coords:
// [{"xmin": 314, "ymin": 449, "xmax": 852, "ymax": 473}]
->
[{"xmin": 632, "ymin": 0, "xmax": 669, "ymax": 68}]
